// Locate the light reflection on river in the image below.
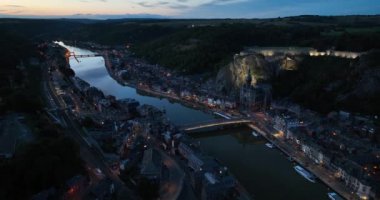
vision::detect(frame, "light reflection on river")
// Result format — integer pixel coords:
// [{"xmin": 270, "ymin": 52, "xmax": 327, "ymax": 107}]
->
[
  {"xmin": 59, "ymin": 42, "xmax": 329, "ymax": 200},
  {"xmin": 193, "ymin": 127, "xmax": 329, "ymax": 200},
  {"xmin": 58, "ymin": 42, "xmax": 215, "ymax": 125}
]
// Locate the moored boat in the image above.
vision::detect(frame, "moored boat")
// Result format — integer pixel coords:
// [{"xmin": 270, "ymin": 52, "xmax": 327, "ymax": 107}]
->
[
  {"xmin": 265, "ymin": 143, "xmax": 274, "ymax": 148},
  {"xmin": 294, "ymin": 165, "xmax": 316, "ymax": 183},
  {"xmin": 252, "ymin": 131, "xmax": 259, "ymax": 137},
  {"xmin": 327, "ymin": 192, "xmax": 343, "ymax": 200}
]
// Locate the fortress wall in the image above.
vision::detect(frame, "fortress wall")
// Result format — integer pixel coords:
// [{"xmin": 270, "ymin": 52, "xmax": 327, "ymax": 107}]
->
[{"xmin": 244, "ymin": 47, "xmax": 361, "ymax": 59}]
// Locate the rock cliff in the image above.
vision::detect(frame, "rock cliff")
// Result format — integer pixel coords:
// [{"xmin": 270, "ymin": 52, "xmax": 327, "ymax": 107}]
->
[{"xmin": 215, "ymin": 53, "xmax": 275, "ymax": 93}]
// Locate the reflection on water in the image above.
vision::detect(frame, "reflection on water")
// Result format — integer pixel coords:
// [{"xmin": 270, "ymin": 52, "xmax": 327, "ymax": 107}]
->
[
  {"xmin": 59, "ymin": 42, "xmax": 215, "ymax": 125},
  {"xmin": 60, "ymin": 42, "xmax": 329, "ymax": 200},
  {"xmin": 194, "ymin": 127, "xmax": 329, "ymax": 200}
]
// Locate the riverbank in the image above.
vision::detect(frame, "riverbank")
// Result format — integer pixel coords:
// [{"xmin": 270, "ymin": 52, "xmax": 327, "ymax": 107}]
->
[
  {"xmin": 60, "ymin": 42, "xmax": 254, "ymax": 200},
  {"xmin": 248, "ymin": 124, "xmax": 355, "ymax": 200},
  {"xmin": 101, "ymin": 51, "xmax": 240, "ymax": 120},
  {"xmin": 66, "ymin": 41, "xmax": 239, "ymax": 121},
  {"xmin": 99, "ymin": 45, "xmax": 350, "ymax": 200},
  {"xmin": 101, "ymin": 45, "xmax": 255, "ymax": 200}
]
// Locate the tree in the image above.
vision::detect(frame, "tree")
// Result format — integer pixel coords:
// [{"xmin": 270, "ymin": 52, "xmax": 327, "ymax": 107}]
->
[{"xmin": 59, "ymin": 67, "xmax": 75, "ymax": 78}]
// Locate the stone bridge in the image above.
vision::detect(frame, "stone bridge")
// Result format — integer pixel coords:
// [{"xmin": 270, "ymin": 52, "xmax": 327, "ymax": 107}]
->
[{"xmin": 179, "ymin": 117, "xmax": 253, "ymax": 132}]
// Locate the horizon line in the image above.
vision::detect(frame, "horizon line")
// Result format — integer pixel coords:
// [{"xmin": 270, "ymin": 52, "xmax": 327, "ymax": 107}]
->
[{"xmin": 0, "ymin": 13, "xmax": 379, "ymax": 21}]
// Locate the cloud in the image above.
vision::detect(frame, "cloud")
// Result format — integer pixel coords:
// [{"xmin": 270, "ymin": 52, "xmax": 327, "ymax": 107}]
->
[
  {"xmin": 3, "ymin": 5, "xmax": 25, "ymax": 8},
  {"xmin": 0, "ymin": 13, "xmax": 167, "ymax": 20},
  {"xmin": 132, "ymin": 0, "xmax": 247, "ymax": 10},
  {"xmin": 0, "ymin": 4, "xmax": 26, "ymax": 15},
  {"xmin": 137, "ymin": 1, "xmax": 172, "ymax": 8},
  {"xmin": 207, "ymin": 0, "xmax": 247, "ymax": 5},
  {"xmin": 169, "ymin": 4, "xmax": 190, "ymax": 9},
  {"xmin": 80, "ymin": 0, "xmax": 107, "ymax": 2}
]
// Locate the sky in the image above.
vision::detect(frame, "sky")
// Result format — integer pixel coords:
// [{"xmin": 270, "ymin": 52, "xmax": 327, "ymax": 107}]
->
[{"xmin": 0, "ymin": 0, "xmax": 379, "ymax": 19}]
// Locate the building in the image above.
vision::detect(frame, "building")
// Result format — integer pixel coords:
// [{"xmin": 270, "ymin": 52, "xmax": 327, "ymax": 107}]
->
[
  {"xmin": 64, "ymin": 175, "xmax": 88, "ymax": 200},
  {"xmin": 273, "ymin": 111, "xmax": 303, "ymax": 137},
  {"xmin": 72, "ymin": 77, "xmax": 90, "ymax": 92},
  {"xmin": 239, "ymin": 72, "xmax": 271, "ymax": 112},
  {"xmin": 178, "ymin": 140, "xmax": 204, "ymax": 171},
  {"xmin": 140, "ymin": 148, "xmax": 163, "ymax": 182},
  {"xmin": 118, "ymin": 98, "xmax": 140, "ymax": 113},
  {"xmin": 300, "ymin": 141, "xmax": 325, "ymax": 164},
  {"xmin": 201, "ymin": 167, "xmax": 236, "ymax": 200},
  {"xmin": 336, "ymin": 160, "xmax": 373, "ymax": 199},
  {"xmin": 86, "ymin": 87, "xmax": 105, "ymax": 103},
  {"xmin": 244, "ymin": 47, "xmax": 361, "ymax": 59},
  {"xmin": 97, "ymin": 98, "xmax": 111, "ymax": 112},
  {"xmin": 85, "ymin": 179, "xmax": 115, "ymax": 200}
]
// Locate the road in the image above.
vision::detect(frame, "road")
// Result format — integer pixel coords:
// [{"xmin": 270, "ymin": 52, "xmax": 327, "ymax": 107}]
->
[
  {"xmin": 158, "ymin": 148, "xmax": 185, "ymax": 200},
  {"xmin": 42, "ymin": 59, "xmax": 138, "ymax": 199},
  {"xmin": 145, "ymin": 132, "xmax": 185, "ymax": 200}
]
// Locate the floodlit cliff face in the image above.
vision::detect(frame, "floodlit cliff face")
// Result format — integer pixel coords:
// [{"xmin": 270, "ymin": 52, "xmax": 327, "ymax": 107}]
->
[
  {"xmin": 215, "ymin": 49, "xmax": 380, "ymax": 114},
  {"xmin": 215, "ymin": 53, "xmax": 275, "ymax": 93},
  {"xmin": 280, "ymin": 56, "xmax": 303, "ymax": 71}
]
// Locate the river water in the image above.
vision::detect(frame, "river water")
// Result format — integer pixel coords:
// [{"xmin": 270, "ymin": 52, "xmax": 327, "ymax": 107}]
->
[{"xmin": 59, "ymin": 42, "xmax": 330, "ymax": 200}]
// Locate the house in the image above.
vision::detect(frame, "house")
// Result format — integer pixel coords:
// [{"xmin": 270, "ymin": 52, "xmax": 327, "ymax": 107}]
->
[
  {"xmin": 338, "ymin": 111, "xmax": 351, "ymax": 121},
  {"xmin": 85, "ymin": 179, "xmax": 115, "ymax": 200},
  {"xmin": 64, "ymin": 175, "xmax": 87, "ymax": 199},
  {"xmin": 140, "ymin": 148, "xmax": 163, "ymax": 182},
  {"xmin": 72, "ymin": 77, "xmax": 90, "ymax": 92},
  {"xmin": 97, "ymin": 98, "xmax": 111, "ymax": 112},
  {"xmin": 224, "ymin": 100, "xmax": 237, "ymax": 109},
  {"xmin": 336, "ymin": 160, "xmax": 373, "ymax": 200},
  {"xmin": 180, "ymin": 90, "xmax": 192, "ymax": 98},
  {"xmin": 178, "ymin": 140, "xmax": 204, "ymax": 171},
  {"xmin": 118, "ymin": 98, "xmax": 140, "ymax": 113},
  {"xmin": 188, "ymin": 153, "xmax": 204, "ymax": 172},
  {"xmin": 273, "ymin": 111, "xmax": 303, "ymax": 137},
  {"xmin": 62, "ymin": 95, "xmax": 75, "ymax": 108},
  {"xmin": 287, "ymin": 126, "xmax": 311, "ymax": 142},
  {"xmin": 189, "ymin": 156, "xmax": 219, "ymax": 193},
  {"xmin": 86, "ymin": 87, "xmax": 105, "ymax": 103},
  {"xmin": 300, "ymin": 141, "xmax": 325, "ymax": 164},
  {"xmin": 201, "ymin": 167, "xmax": 235, "ymax": 200}
]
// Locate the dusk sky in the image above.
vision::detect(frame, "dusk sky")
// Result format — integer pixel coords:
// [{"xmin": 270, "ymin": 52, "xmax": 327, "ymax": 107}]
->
[{"xmin": 0, "ymin": 0, "xmax": 379, "ymax": 19}]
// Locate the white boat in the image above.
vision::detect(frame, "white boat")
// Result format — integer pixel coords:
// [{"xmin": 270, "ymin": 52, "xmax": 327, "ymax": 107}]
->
[
  {"xmin": 265, "ymin": 143, "xmax": 274, "ymax": 148},
  {"xmin": 252, "ymin": 131, "xmax": 259, "ymax": 137},
  {"xmin": 328, "ymin": 192, "xmax": 343, "ymax": 200},
  {"xmin": 294, "ymin": 165, "xmax": 316, "ymax": 183}
]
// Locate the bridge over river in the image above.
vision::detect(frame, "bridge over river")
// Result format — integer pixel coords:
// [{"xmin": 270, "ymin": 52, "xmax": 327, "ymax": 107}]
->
[{"xmin": 180, "ymin": 117, "xmax": 253, "ymax": 132}]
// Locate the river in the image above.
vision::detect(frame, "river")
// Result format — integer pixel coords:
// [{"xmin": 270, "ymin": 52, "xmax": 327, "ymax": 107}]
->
[{"xmin": 59, "ymin": 42, "xmax": 330, "ymax": 200}]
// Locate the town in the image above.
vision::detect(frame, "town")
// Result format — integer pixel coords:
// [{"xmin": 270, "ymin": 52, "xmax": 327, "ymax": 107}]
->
[{"xmin": 9, "ymin": 39, "xmax": 375, "ymax": 200}]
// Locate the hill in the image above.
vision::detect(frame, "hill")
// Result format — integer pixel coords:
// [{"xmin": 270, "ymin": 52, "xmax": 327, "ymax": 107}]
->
[
  {"xmin": 2, "ymin": 16, "xmax": 380, "ymax": 73},
  {"xmin": 1, "ymin": 15, "xmax": 379, "ymax": 114},
  {"xmin": 272, "ymin": 51, "xmax": 380, "ymax": 114}
]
